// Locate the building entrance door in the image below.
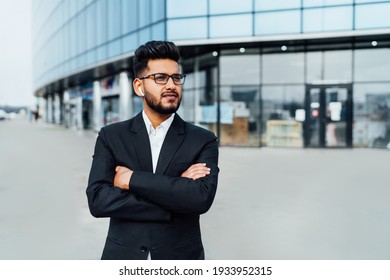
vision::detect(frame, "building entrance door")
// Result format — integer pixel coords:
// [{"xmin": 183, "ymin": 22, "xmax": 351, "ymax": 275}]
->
[{"xmin": 304, "ymin": 84, "xmax": 353, "ymax": 148}]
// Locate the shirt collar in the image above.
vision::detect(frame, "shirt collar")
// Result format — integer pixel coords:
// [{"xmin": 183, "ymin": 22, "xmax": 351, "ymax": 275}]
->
[{"xmin": 142, "ymin": 110, "xmax": 175, "ymax": 135}]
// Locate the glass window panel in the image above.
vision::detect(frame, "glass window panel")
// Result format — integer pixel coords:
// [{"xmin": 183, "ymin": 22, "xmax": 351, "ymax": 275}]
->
[
  {"xmin": 86, "ymin": 4, "xmax": 95, "ymax": 50},
  {"xmin": 96, "ymin": 0, "xmax": 107, "ymax": 45},
  {"xmin": 261, "ymin": 85, "xmax": 305, "ymax": 147},
  {"xmin": 210, "ymin": 14, "xmax": 252, "ymax": 38},
  {"xmin": 122, "ymin": 0, "xmax": 137, "ymax": 34},
  {"xmin": 108, "ymin": 39, "xmax": 121, "ymax": 57},
  {"xmin": 86, "ymin": 50, "xmax": 96, "ymax": 65},
  {"xmin": 108, "ymin": 0, "xmax": 121, "ymax": 40},
  {"xmin": 220, "ymin": 55, "xmax": 260, "ymax": 85},
  {"xmin": 122, "ymin": 33, "xmax": 138, "ymax": 53},
  {"xmin": 306, "ymin": 52, "xmax": 323, "ymax": 83},
  {"xmin": 355, "ymin": 0, "xmax": 385, "ymax": 3},
  {"xmin": 303, "ymin": 6, "xmax": 353, "ymax": 32},
  {"xmin": 355, "ymin": 3, "xmax": 390, "ymax": 29},
  {"xmin": 255, "ymin": 10, "xmax": 300, "ymax": 35},
  {"xmin": 323, "ymin": 50, "xmax": 352, "ymax": 82},
  {"xmin": 152, "ymin": 22, "xmax": 165, "ymax": 41},
  {"xmin": 167, "ymin": 18, "xmax": 207, "ymax": 40},
  {"xmin": 177, "ymin": 89, "xmax": 195, "ymax": 123},
  {"xmin": 303, "ymin": 0, "xmax": 352, "ymax": 7},
  {"xmin": 353, "ymin": 83, "xmax": 390, "ymax": 148},
  {"xmin": 354, "ymin": 48, "xmax": 390, "ymax": 82},
  {"xmin": 139, "ymin": 28, "xmax": 151, "ymax": 45},
  {"xmin": 96, "ymin": 45, "xmax": 107, "ymax": 61},
  {"xmin": 262, "ymin": 53, "xmax": 304, "ymax": 84},
  {"xmin": 210, "ymin": 0, "xmax": 252, "ymax": 14},
  {"xmin": 167, "ymin": 0, "xmax": 207, "ymax": 18},
  {"xmin": 255, "ymin": 0, "xmax": 301, "ymax": 11},
  {"xmin": 139, "ymin": 0, "xmax": 151, "ymax": 28},
  {"xmin": 151, "ymin": 0, "xmax": 165, "ymax": 22}
]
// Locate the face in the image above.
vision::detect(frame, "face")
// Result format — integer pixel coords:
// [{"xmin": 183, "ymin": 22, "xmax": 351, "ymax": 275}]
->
[{"xmin": 138, "ymin": 59, "xmax": 183, "ymax": 115}]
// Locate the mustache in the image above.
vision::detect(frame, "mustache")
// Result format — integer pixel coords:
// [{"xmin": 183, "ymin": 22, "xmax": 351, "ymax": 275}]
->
[{"xmin": 161, "ymin": 91, "xmax": 179, "ymax": 97}]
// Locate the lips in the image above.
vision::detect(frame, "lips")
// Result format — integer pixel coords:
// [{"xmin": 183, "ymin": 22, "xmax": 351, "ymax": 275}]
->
[{"xmin": 162, "ymin": 92, "xmax": 178, "ymax": 100}]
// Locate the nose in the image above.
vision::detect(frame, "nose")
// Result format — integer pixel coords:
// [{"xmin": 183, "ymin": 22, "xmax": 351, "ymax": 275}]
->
[{"xmin": 165, "ymin": 76, "xmax": 177, "ymax": 89}]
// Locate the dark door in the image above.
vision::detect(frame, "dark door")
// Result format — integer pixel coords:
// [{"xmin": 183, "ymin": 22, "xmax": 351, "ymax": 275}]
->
[{"xmin": 304, "ymin": 84, "xmax": 353, "ymax": 148}]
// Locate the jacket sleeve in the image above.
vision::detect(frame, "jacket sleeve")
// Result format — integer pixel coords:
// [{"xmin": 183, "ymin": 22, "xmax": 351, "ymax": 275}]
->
[
  {"xmin": 129, "ymin": 137, "xmax": 219, "ymax": 215},
  {"xmin": 86, "ymin": 128, "xmax": 171, "ymax": 222}
]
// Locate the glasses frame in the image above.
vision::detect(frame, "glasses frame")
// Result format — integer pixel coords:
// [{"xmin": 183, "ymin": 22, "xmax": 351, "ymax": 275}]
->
[{"xmin": 139, "ymin": 73, "xmax": 186, "ymax": 85}]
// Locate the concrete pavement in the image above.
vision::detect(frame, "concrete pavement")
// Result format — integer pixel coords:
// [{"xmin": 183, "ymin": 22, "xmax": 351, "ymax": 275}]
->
[{"xmin": 0, "ymin": 118, "xmax": 389, "ymax": 259}]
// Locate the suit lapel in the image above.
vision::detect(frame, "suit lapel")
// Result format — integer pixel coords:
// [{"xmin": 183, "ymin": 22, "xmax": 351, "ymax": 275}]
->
[
  {"xmin": 155, "ymin": 114, "xmax": 186, "ymax": 175},
  {"xmin": 129, "ymin": 112, "xmax": 153, "ymax": 172}
]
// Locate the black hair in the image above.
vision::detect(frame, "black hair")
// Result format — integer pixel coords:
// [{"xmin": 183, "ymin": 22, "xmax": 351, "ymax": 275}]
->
[{"xmin": 133, "ymin": 40, "xmax": 181, "ymax": 78}]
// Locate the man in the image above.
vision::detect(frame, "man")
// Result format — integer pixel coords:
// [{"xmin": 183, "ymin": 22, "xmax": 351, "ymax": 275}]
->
[{"xmin": 86, "ymin": 41, "xmax": 219, "ymax": 260}]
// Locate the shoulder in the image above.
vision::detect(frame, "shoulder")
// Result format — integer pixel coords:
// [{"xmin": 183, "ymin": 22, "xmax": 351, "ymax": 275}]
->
[
  {"xmin": 101, "ymin": 119, "xmax": 132, "ymax": 135},
  {"xmin": 184, "ymin": 121, "xmax": 217, "ymax": 142}
]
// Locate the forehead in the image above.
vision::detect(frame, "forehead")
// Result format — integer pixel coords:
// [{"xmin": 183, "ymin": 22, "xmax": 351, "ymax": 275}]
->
[{"xmin": 147, "ymin": 59, "xmax": 180, "ymax": 74}]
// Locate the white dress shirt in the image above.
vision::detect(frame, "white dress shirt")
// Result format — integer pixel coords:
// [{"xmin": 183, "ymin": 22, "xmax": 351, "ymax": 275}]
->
[
  {"xmin": 142, "ymin": 111, "xmax": 175, "ymax": 173},
  {"xmin": 141, "ymin": 110, "xmax": 175, "ymax": 260}
]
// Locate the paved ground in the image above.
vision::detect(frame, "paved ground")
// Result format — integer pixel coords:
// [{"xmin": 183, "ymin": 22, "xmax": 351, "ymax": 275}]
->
[{"xmin": 0, "ymin": 118, "xmax": 389, "ymax": 260}]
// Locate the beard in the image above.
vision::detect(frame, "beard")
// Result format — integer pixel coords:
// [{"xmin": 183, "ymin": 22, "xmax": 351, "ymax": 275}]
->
[{"xmin": 144, "ymin": 91, "xmax": 182, "ymax": 115}]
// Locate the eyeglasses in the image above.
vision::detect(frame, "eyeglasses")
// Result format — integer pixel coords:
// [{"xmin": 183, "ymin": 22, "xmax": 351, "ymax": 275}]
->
[{"xmin": 139, "ymin": 73, "xmax": 186, "ymax": 85}]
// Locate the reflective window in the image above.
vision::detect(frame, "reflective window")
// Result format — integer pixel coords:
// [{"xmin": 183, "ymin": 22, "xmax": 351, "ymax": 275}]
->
[
  {"xmin": 210, "ymin": 14, "xmax": 252, "ymax": 38},
  {"xmin": 355, "ymin": 3, "xmax": 390, "ymax": 29},
  {"xmin": 324, "ymin": 50, "xmax": 352, "ymax": 82},
  {"xmin": 303, "ymin": 0, "xmax": 352, "ymax": 7},
  {"xmin": 122, "ymin": 0, "xmax": 138, "ymax": 34},
  {"xmin": 255, "ymin": 0, "xmax": 301, "ymax": 10},
  {"xmin": 139, "ymin": 28, "xmax": 151, "ymax": 45},
  {"xmin": 255, "ymin": 10, "xmax": 300, "ymax": 35},
  {"xmin": 210, "ymin": 0, "xmax": 252, "ymax": 14},
  {"xmin": 96, "ymin": 0, "xmax": 107, "ymax": 45},
  {"xmin": 262, "ymin": 53, "xmax": 304, "ymax": 84},
  {"xmin": 167, "ymin": 0, "xmax": 207, "ymax": 18},
  {"xmin": 217, "ymin": 85, "xmax": 261, "ymax": 146},
  {"xmin": 108, "ymin": 39, "xmax": 121, "ymax": 58},
  {"xmin": 261, "ymin": 85, "xmax": 305, "ymax": 147},
  {"xmin": 167, "ymin": 18, "xmax": 207, "ymax": 40},
  {"xmin": 355, "ymin": 0, "xmax": 388, "ymax": 3},
  {"xmin": 354, "ymin": 48, "xmax": 390, "ymax": 82},
  {"xmin": 152, "ymin": 22, "xmax": 166, "ymax": 41},
  {"xmin": 353, "ymin": 83, "xmax": 390, "ymax": 148},
  {"xmin": 220, "ymin": 55, "xmax": 260, "ymax": 85},
  {"xmin": 108, "ymin": 0, "xmax": 121, "ymax": 40},
  {"xmin": 139, "ymin": 0, "xmax": 151, "ymax": 28},
  {"xmin": 303, "ymin": 6, "xmax": 353, "ymax": 32},
  {"xmin": 122, "ymin": 33, "xmax": 138, "ymax": 53},
  {"xmin": 86, "ymin": 4, "xmax": 95, "ymax": 50},
  {"xmin": 151, "ymin": 0, "xmax": 165, "ymax": 22},
  {"xmin": 306, "ymin": 52, "xmax": 322, "ymax": 83}
]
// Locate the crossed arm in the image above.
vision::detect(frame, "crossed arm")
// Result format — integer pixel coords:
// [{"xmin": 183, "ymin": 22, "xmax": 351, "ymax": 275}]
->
[
  {"xmin": 87, "ymin": 130, "xmax": 218, "ymax": 220},
  {"xmin": 114, "ymin": 163, "xmax": 211, "ymax": 191}
]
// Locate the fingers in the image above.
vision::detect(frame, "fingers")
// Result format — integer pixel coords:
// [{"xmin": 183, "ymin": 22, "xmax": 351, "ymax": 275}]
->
[{"xmin": 181, "ymin": 163, "xmax": 211, "ymax": 180}]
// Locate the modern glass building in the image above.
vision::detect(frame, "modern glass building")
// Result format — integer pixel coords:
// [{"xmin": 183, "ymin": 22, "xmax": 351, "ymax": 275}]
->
[{"xmin": 32, "ymin": 0, "xmax": 390, "ymax": 148}]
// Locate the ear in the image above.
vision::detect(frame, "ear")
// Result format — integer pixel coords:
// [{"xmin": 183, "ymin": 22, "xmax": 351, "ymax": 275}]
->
[{"xmin": 133, "ymin": 79, "xmax": 144, "ymax": 97}]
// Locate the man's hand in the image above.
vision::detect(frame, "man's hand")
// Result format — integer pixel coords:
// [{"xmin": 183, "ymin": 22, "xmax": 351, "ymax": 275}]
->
[
  {"xmin": 181, "ymin": 163, "xmax": 210, "ymax": 180},
  {"xmin": 113, "ymin": 166, "xmax": 133, "ymax": 190}
]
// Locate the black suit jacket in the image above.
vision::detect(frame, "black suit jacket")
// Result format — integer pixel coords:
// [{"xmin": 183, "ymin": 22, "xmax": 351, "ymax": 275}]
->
[{"xmin": 86, "ymin": 112, "xmax": 219, "ymax": 260}]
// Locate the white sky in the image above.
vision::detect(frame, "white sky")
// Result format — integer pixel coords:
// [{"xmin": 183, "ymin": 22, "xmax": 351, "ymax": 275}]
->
[{"xmin": 0, "ymin": 0, "xmax": 34, "ymax": 107}]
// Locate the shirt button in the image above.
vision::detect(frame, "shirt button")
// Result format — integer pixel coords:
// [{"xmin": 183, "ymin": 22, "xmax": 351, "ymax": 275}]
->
[{"xmin": 140, "ymin": 246, "xmax": 148, "ymax": 252}]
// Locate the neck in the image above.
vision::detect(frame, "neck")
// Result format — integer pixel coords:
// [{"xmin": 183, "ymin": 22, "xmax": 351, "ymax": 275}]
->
[{"xmin": 144, "ymin": 107, "xmax": 172, "ymax": 128}]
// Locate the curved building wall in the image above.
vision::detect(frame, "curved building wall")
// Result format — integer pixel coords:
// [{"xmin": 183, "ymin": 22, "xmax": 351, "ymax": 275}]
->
[
  {"xmin": 32, "ymin": 0, "xmax": 390, "ymax": 149},
  {"xmin": 33, "ymin": 0, "xmax": 390, "ymax": 92}
]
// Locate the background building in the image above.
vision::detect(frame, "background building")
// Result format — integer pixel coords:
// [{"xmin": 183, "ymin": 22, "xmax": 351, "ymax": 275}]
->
[{"xmin": 32, "ymin": 0, "xmax": 390, "ymax": 148}]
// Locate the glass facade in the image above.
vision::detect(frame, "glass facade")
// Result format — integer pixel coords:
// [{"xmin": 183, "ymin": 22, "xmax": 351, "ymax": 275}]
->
[{"xmin": 32, "ymin": 0, "xmax": 390, "ymax": 149}]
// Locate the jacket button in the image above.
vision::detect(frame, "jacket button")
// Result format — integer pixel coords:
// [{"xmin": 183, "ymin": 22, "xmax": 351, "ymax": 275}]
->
[{"xmin": 140, "ymin": 246, "xmax": 148, "ymax": 252}]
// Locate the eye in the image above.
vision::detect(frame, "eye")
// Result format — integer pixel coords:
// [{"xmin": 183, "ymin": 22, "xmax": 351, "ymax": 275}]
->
[
  {"xmin": 154, "ymin": 74, "xmax": 168, "ymax": 82},
  {"xmin": 172, "ymin": 74, "xmax": 181, "ymax": 82}
]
